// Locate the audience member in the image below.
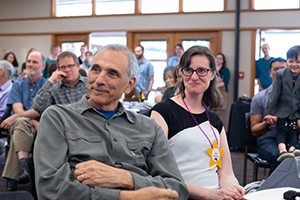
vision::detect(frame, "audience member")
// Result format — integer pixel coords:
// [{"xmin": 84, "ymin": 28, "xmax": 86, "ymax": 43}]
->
[
  {"xmin": 32, "ymin": 51, "xmax": 88, "ymax": 115},
  {"xmin": 266, "ymin": 46, "xmax": 300, "ymax": 162},
  {"xmin": 44, "ymin": 45, "xmax": 61, "ymax": 78},
  {"xmin": 150, "ymin": 46, "xmax": 246, "ymax": 200},
  {"xmin": 256, "ymin": 44, "xmax": 274, "ymax": 91},
  {"xmin": 134, "ymin": 45, "xmax": 154, "ymax": 99},
  {"xmin": 0, "ymin": 60, "xmax": 14, "ymax": 123},
  {"xmin": 21, "ymin": 48, "xmax": 37, "ymax": 77},
  {"xmin": 3, "ymin": 51, "xmax": 19, "ymax": 81},
  {"xmin": 3, "ymin": 51, "xmax": 19, "ymax": 68},
  {"xmin": 155, "ymin": 66, "xmax": 175, "ymax": 103},
  {"xmin": 34, "ymin": 44, "xmax": 189, "ymax": 200},
  {"xmin": 161, "ymin": 64, "xmax": 181, "ymax": 102},
  {"xmin": 47, "ymin": 62, "xmax": 57, "ymax": 77},
  {"xmin": 78, "ymin": 44, "xmax": 87, "ymax": 65},
  {"xmin": 0, "ymin": 51, "xmax": 47, "ymax": 191},
  {"xmin": 250, "ymin": 57, "xmax": 286, "ymax": 174},
  {"xmin": 211, "ymin": 53, "xmax": 230, "ymax": 121},
  {"xmin": 168, "ymin": 44, "xmax": 184, "ymax": 66},
  {"xmin": 80, "ymin": 50, "xmax": 92, "ymax": 74}
]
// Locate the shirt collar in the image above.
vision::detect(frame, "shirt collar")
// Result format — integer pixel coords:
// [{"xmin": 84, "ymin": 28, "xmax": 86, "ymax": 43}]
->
[
  {"xmin": 0, "ymin": 79, "xmax": 12, "ymax": 91},
  {"xmin": 26, "ymin": 75, "xmax": 45, "ymax": 86},
  {"xmin": 77, "ymin": 96, "xmax": 136, "ymax": 124}
]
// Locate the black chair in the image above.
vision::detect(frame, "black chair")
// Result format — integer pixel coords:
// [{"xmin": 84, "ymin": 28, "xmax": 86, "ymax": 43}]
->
[
  {"xmin": 243, "ymin": 112, "xmax": 270, "ymax": 186},
  {"xmin": 0, "ymin": 191, "xmax": 35, "ymax": 200},
  {"xmin": 25, "ymin": 156, "xmax": 37, "ymax": 200},
  {"xmin": 0, "ymin": 105, "xmax": 12, "ymax": 159}
]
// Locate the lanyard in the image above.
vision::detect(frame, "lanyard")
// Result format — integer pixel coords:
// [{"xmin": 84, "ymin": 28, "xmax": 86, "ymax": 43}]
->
[{"xmin": 181, "ymin": 92, "xmax": 219, "ymax": 148}]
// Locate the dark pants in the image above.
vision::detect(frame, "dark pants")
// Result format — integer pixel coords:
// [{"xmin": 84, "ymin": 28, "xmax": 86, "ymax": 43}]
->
[
  {"xmin": 257, "ymin": 137, "xmax": 280, "ymax": 175},
  {"xmin": 277, "ymin": 118, "xmax": 298, "ymax": 147}
]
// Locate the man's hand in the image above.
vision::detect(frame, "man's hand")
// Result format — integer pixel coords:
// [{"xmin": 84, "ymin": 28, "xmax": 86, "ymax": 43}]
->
[
  {"xmin": 48, "ymin": 69, "xmax": 67, "ymax": 84},
  {"xmin": 118, "ymin": 186, "xmax": 178, "ymax": 200},
  {"xmin": 31, "ymin": 119, "xmax": 39, "ymax": 132},
  {"xmin": 0, "ymin": 114, "xmax": 18, "ymax": 129},
  {"xmin": 264, "ymin": 115, "xmax": 278, "ymax": 125},
  {"xmin": 75, "ymin": 160, "xmax": 134, "ymax": 189}
]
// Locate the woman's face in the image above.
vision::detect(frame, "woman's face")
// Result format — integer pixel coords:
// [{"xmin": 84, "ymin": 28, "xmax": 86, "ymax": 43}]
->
[
  {"xmin": 164, "ymin": 71, "xmax": 175, "ymax": 87},
  {"xmin": 7, "ymin": 53, "xmax": 15, "ymax": 64},
  {"xmin": 215, "ymin": 54, "xmax": 224, "ymax": 66},
  {"xmin": 183, "ymin": 55, "xmax": 215, "ymax": 96}
]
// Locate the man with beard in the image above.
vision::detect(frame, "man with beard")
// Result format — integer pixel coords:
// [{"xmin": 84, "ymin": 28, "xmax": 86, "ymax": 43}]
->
[
  {"xmin": 1, "ymin": 51, "xmax": 47, "ymax": 191},
  {"xmin": 134, "ymin": 45, "xmax": 154, "ymax": 100}
]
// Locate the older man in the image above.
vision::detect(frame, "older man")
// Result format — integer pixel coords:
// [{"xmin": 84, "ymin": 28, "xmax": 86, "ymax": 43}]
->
[
  {"xmin": 34, "ymin": 44, "xmax": 188, "ymax": 200},
  {"xmin": 0, "ymin": 60, "xmax": 14, "ymax": 123},
  {"xmin": 1, "ymin": 51, "xmax": 47, "ymax": 191}
]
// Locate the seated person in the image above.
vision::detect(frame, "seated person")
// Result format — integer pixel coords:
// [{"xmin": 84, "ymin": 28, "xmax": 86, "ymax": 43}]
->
[
  {"xmin": 161, "ymin": 64, "xmax": 181, "ymax": 102},
  {"xmin": 155, "ymin": 66, "xmax": 176, "ymax": 103},
  {"xmin": 34, "ymin": 44, "xmax": 189, "ymax": 200},
  {"xmin": 150, "ymin": 46, "xmax": 246, "ymax": 200},
  {"xmin": 0, "ymin": 60, "xmax": 14, "ymax": 123},
  {"xmin": 47, "ymin": 62, "xmax": 57, "ymax": 77},
  {"xmin": 251, "ymin": 57, "xmax": 287, "ymax": 174},
  {"xmin": 80, "ymin": 50, "xmax": 93, "ymax": 74}
]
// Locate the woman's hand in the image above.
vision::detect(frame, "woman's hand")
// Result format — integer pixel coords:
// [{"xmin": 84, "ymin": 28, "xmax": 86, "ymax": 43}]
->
[{"xmin": 210, "ymin": 186, "xmax": 246, "ymax": 200}]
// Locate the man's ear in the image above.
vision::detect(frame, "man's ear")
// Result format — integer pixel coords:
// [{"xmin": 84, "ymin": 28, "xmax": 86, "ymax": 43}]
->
[{"xmin": 124, "ymin": 76, "xmax": 136, "ymax": 94}]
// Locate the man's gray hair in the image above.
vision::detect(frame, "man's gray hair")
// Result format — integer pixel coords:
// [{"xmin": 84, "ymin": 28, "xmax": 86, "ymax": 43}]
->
[
  {"xmin": 0, "ymin": 60, "xmax": 14, "ymax": 78},
  {"xmin": 94, "ymin": 44, "xmax": 138, "ymax": 82}
]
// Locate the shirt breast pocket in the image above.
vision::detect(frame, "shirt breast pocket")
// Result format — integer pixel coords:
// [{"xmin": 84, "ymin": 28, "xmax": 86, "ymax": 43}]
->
[{"xmin": 127, "ymin": 140, "xmax": 152, "ymax": 166}]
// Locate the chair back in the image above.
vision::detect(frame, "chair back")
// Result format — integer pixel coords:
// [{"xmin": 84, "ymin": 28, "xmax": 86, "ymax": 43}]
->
[
  {"xmin": 0, "ymin": 191, "xmax": 35, "ymax": 200},
  {"xmin": 245, "ymin": 112, "xmax": 257, "ymax": 153},
  {"xmin": 25, "ymin": 156, "xmax": 37, "ymax": 200}
]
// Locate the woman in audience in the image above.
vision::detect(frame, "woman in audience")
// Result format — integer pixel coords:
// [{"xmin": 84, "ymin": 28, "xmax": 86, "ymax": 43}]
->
[
  {"xmin": 155, "ymin": 65, "xmax": 176, "ymax": 103},
  {"xmin": 160, "ymin": 64, "xmax": 181, "ymax": 102},
  {"xmin": 211, "ymin": 53, "xmax": 230, "ymax": 120},
  {"xmin": 168, "ymin": 44, "xmax": 184, "ymax": 66},
  {"xmin": 3, "ymin": 51, "xmax": 18, "ymax": 68},
  {"xmin": 150, "ymin": 46, "xmax": 246, "ymax": 200}
]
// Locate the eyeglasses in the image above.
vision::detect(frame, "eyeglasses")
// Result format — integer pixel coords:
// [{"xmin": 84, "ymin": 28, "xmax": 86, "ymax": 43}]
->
[
  {"xmin": 58, "ymin": 64, "xmax": 77, "ymax": 70},
  {"xmin": 181, "ymin": 67, "xmax": 213, "ymax": 77}
]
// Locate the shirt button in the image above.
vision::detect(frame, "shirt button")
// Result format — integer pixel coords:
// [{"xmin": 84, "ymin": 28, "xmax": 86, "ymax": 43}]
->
[
  {"xmin": 114, "ymin": 138, "xmax": 117, "ymax": 142},
  {"xmin": 107, "ymin": 122, "xmax": 110, "ymax": 125},
  {"xmin": 30, "ymin": 89, "xmax": 33, "ymax": 91}
]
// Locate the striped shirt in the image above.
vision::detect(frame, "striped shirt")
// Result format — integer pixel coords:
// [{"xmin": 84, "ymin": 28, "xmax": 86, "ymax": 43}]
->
[{"xmin": 32, "ymin": 75, "xmax": 88, "ymax": 114}]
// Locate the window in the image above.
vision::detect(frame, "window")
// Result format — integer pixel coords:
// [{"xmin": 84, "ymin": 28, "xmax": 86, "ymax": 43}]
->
[
  {"xmin": 56, "ymin": 0, "xmax": 92, "ymax": 17},
  {"xmin": 254, "ymin": 0, "xmax": 299, "ymax": 10},
  {"xmin": 182, "ymin": 40, "xmax": 210, "ymax": 51},
  {"xmin": 141, "ymin": 0, "xmax": 179, "ymax": 14},
  {"xmin": 90, "ymin": 32, "xmax": 127, "ymax": 53},
  {"xmin": 183, "ymin": 0, "xmax": 224, "ymax": 12},
  {"xmin": 96, "ymin": 0, "xmax": 135, "ymax": 15}
]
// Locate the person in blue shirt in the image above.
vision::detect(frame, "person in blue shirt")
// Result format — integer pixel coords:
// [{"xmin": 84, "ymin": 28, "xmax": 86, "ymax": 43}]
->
[
  {"xmin": 1, "ymin": 51, "xmax": 47, "ymax": 191},
  {"xmin": 256, "ymin": 44, "xmax": 274, "ymax": 91},
  {"xmin": 168, "ymin": 44, "xmax": 184, "ymax": 67}
]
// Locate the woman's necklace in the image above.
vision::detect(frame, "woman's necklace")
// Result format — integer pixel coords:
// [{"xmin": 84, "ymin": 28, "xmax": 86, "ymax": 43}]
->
[{"xmin": 181, "ymin": 92, "xmax": 224, "ymax": 168}]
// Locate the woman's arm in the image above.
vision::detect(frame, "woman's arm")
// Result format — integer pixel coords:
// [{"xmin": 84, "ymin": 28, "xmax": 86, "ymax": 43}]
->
[
  {"xmin": 217, "ymin": 128, "xmax": 246, "ymax": 197},
  {"xmin": 150, "ymin": 110, "xmax": 169, "ymax": 138}
]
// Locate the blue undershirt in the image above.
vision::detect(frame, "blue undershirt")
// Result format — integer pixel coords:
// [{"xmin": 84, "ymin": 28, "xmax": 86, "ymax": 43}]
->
[{"xmin": 96, "ymin": 106, "xmax": 119, "ymax": 119}]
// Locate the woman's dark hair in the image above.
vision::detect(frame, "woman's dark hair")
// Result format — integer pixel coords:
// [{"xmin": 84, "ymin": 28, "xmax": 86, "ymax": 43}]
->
[
  {"xmin": 3, "ymin": 51, "xmax": 19, "ymax": 67},
  {"xmin": 163, "ymin": 65, "xmax": 175, "ymax": 81},
  {"xmin": 48, "ymin": 62, "xmax": 57, "ymax": 77},
  {"xmin": 216, "ymin": 52, "xmax": 226, "ymax": 67},
  {"xmin": 178, "ymin": 45, "xmax": 223, "ymax": 109}
]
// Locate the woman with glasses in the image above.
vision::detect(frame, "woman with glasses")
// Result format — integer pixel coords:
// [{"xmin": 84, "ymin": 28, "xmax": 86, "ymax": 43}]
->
[
  {"xmin": 150, "ymin": 46, "xmax": 245, "ymax": 200},
  {"xmin": 212, "ymin": 53, "xmax": 230, "ymax": 120}
]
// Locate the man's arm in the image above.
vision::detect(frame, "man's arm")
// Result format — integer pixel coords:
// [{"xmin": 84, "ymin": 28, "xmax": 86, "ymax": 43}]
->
[
  {"xmin": 251, "ymin": 114, "xmax": 270, "ymax": 137},
  {"xmin": 146, "ymin": 75, "xmax": 154, "ymax": 97},
  {"xmin": 0, "ymin": 103, "xmax": 39, "ymax": 129},
  {"xmin": 34, "ymin": 107, "xmax": 121, "ymax": 200},
  {"xmin": 32, "ymin": 70, "xmax": 67, "ymax": 114}
]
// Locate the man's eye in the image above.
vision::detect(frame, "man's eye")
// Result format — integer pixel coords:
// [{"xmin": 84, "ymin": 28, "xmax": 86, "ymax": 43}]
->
[{"xmin": 108, "ymin": 71, "xmax": 118, "ymax": 76}]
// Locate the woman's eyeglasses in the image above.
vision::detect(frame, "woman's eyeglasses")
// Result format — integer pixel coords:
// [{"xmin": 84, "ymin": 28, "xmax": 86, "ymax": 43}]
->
[{"xmin": 181, "ymin": 67, "xmax": 212, "ymax": 77}]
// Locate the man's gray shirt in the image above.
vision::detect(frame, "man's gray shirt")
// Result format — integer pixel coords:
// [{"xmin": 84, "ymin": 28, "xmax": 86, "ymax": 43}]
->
[
  {"xmin": 250, "ymin": 84, "xmax": 277, "ymax": 141},
  {"xmin": 32, "ymin": 75, "xmax": 88, "ymax": 114},
  {"xmin": 34, "ymin": 96, "xmax": 189, "ymax": 200}
]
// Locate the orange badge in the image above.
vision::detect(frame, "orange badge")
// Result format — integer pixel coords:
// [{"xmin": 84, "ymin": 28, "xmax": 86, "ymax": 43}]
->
[{"xmin": 207, "ymin": 139, "xmax": 224, "ymax": 168}]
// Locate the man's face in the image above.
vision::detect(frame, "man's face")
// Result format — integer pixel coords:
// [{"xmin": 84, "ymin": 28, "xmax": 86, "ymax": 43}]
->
[
  {"xmin": 134, "ymin": 47, "xmax": 144, "ymax": 60},
  {"xmin": 270, "ymin": 61, "xmax": 286, "ymax": 81},
  {"xmin": 85, "ymin": 53, "xmax": 92, "ymax": 63},
  {"xmin": 53, "ymin": 47, "xmax": 61, "ymax": 57},
  {"xmin": 58, "ymin": 56, "xmax": 79, "ymax": 85},
  {"xmin": 262, "ymin": 44, "xmax": 270, "ymax": 56},
  {"xmin": 26, "ymin": 52, "xmax": 45, "ymax": 76},
  {"xmin": 287, "ymin": 56, "xmax": 300, "ymax": 76},
  {"xmin": 87, "ymin": 49, "xmax": 135, "ymax": 110},
  {"xmin": 80, "ymin": 46, "xmax": 87, "ymax": 55}
]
